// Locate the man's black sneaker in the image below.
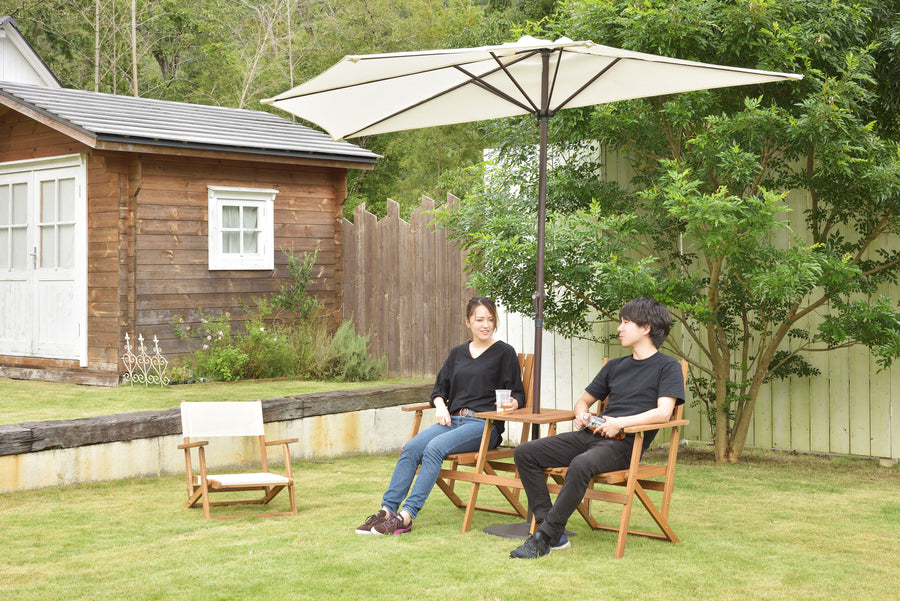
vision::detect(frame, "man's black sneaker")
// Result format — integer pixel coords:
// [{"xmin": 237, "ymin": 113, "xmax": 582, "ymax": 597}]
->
[
  {"xmin": 551, "ymin": 532, "xmax": 571, "ymax": 550},
  {"xmin": 509, "ymin": 530, "xmax": 551, "ymax": 559},
  {"xmin": 534, "ymin": 520, "xmax": 571, "ymax": 550}
]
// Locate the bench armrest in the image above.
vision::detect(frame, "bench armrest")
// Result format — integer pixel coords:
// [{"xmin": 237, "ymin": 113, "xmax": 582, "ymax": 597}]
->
[
  {"xmin": 265, "ymin": 438, "xmax": 299, "ymax": 446},
  {"xmin": 623, "ymin": 419, "xmax": 689, "ymax": 434},
  {"xmin": 177, "ymin": 440, "xmax": 208, "ymax": 449},
  {"xmin": 402, "ymin": 402, "xmax": 432, "ymax": 412}
]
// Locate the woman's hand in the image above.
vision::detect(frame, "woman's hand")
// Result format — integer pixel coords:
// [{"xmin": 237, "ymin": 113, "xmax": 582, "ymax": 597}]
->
[{"xmin": 434, "ymin": 397, "xmax": 451, "ymax": 426}]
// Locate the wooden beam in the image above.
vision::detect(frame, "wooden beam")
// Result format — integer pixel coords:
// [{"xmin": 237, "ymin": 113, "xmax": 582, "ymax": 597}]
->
[
  {"xmin": 0, "ymin": 382, "xmax": 431, "ymax": 456},
  {"xmin": 0, "ymin": 95, "xmax": 98, "ymax": 147},
  {"xmin": 92, "ymin": 139, "xmax": 375, "ymax": 170}
]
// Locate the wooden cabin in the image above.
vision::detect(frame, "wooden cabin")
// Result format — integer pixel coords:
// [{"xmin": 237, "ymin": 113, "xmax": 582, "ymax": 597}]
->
[{"xmin": 0, "ymin": 18, "xmax": 377, "ymax": 384}]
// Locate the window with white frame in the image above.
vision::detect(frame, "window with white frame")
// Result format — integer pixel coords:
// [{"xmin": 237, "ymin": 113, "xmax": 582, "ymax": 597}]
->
[{"xmin": 208, "ymin": 186, "xmax": 277, "ymax": 270}]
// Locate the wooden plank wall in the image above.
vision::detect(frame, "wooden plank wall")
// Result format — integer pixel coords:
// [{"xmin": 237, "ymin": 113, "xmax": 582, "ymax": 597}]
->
[
  {"xmin": 342, "ymin": 196, "xmax": 475, "ymax": 377},
  {"xmin": 128, "ymin": 154, "xmax": 346, "ymax": 360}
]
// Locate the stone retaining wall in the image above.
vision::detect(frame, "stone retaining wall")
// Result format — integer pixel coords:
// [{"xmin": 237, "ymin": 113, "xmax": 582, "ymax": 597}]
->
[{"xmin": 0, "ymin": 382, "xmax": 433, "ymax": 493}]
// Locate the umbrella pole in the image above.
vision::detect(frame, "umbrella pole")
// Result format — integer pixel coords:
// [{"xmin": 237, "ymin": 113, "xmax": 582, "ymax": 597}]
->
[
  {"xmin": 532, "ymin": 112, "xmax": 548, "ymax": 433},
  {"xmin": 531, "ymin": 50, "xmax": 551, "ymax": 433}
]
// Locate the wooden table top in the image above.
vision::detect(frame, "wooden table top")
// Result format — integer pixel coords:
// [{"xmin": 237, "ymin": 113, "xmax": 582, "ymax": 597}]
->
[{"xmin": 474, "ymin": 407, "xmax": 575, "ymax": 425}]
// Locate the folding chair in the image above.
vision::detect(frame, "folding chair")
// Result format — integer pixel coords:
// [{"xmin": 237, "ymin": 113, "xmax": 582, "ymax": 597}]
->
[
  {"xmin": 178, "ymin": 401, "xmax": 298, "ymax": 519},
  {"xmin": 543, "ymin": 359, "xmax": 689, "ymax": 559},
  {"xmin": 401, "ymin": 353, "xmax": 541, "ymax": 525}
]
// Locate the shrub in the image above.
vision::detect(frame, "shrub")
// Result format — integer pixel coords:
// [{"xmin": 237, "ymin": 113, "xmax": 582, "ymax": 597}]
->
[
  {"xmin": 239, "ymin": 319, "xmax": 300, "ymax": 380},
  {"xmin": 170, "ymin": 249, "xmax": 387, "ymax": 383},
  {"xmin": 322, "ymin": 321, "xmax": 387, "ymax": 381},
  {"xmin": 202, "ymin": 346, "xmax": 250, "ymax": 381}
]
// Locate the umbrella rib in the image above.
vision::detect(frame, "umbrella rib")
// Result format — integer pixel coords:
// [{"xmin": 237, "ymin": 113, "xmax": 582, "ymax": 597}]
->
[
  {"xmin": 546, "ymin": 49, "xmax": 565, "ymax": 115},
  {"xmin": 454, "ymin": 63, "xmax": 537, "ymax": 115},
  {"xmin": 485, "ymin": 50, "xmax": 541, "ymax": 114},
  {"xmin": 552, "ymin": 57, "xmax": 621, "ymax": 113},
  {"xmin": 271, "ymin": 50, "xmax": 541, "ymax": 102},
  {"xmin": 342, "ymin": 73, "xmax": 506, "ymax": 139},
  {"xmin": 338, "ymin": 55, "xmax": 542, "ymax": 138}
]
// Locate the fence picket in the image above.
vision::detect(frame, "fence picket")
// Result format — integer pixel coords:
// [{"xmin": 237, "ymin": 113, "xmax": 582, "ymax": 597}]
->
[{"xmin": 342, "ymin": 196, "xmax": 473, "ymax": 376}]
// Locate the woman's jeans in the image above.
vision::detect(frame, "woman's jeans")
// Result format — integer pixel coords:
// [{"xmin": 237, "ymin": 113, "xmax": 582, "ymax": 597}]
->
[{"xmin": 382, "ymin": 416, "xmax": 500, "ymax": 519}]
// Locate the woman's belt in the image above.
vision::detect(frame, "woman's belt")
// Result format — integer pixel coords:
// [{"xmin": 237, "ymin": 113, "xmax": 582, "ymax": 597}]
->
[{"xmin": 451, "ymin": 408, "xmax": 476, "ymax": 417}]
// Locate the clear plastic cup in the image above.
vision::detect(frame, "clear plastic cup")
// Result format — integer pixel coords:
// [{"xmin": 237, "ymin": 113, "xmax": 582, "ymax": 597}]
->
[{"xmin": 495, "ymin": 389, "xmax": 513, "ymax": 413}]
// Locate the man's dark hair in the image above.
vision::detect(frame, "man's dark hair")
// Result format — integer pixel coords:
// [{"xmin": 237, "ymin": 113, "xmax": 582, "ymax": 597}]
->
[{"xmin": 619, "ymin": 297, "xmax": 672, "ymax": 349}]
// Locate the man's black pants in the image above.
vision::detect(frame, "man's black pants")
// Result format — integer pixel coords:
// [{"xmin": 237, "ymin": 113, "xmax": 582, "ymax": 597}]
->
[{"xmin": 514, "ymin": 429, "xmax": 632, "ymax": 539}]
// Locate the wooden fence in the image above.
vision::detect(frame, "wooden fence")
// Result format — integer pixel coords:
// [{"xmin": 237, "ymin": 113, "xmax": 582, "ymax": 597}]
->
[
  {"xmin": 341, "ymin": 195, "xmax": 898, "ymax": 461},
  {"xmin": 342, "ymin": 197, "xmax": 474, "ymax": 377}
]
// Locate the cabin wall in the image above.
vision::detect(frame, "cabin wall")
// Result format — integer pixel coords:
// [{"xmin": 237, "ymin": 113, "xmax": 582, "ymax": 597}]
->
[
  {"xmin": 128, "ymin": 154, "xmax": 347, "ymax": 362},
  {"xmin": 0, "ymin": 109, "xmax": 85, "ymax": 160},
  {"xmin": 0, "ymin": 111, "xmax": 349, "ymax": 382}
]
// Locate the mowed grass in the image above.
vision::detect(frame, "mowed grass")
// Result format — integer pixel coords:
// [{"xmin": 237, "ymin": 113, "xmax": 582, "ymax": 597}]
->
[
  {"xmin": 0, "ymin": 376, "xmax": 429, "ymax": 424},
  {"xmin": 1, "ymin": 446, "xmax": 898, "ymax": 601}
]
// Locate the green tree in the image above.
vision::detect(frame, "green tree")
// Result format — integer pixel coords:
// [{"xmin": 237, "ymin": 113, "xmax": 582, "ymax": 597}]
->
[
  {"xmin": 8, "ymin": 0, "xmax": 532, "ymax": 219},
  {"xmin": 435, "ymin": 0, "xmax": 900, "ymax": 462},
  {"xmin": 290, "ymin": 0, "xmax": 524, "ymax": 218}
]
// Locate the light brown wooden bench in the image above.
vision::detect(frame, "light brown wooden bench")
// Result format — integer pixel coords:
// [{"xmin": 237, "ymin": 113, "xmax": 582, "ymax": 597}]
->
[
  {"xmin": 178, "ymin": 401, "xmax": 298, "ymax": 519},
  {"xmin": 542, "ymin": 359, "xmax": 689, "ymax": 558},
  {"xmin": 401, "ymin": 353, "xmax": 548, "ymax": 527}
]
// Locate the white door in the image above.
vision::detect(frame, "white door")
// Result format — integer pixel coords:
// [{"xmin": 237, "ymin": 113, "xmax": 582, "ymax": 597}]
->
[{"xmin": 0, "ymin": 156, "xmax": 86, "ymax": 363}]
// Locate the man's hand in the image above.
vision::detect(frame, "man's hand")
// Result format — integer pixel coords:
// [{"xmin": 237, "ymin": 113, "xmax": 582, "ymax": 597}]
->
[
  {"xmin": 598, "ymin": 415, "xmax": 625, "ymax": 439},
  {"xmin": 574, "ymin": 411, "xmax": 593, "ymax": 430}
]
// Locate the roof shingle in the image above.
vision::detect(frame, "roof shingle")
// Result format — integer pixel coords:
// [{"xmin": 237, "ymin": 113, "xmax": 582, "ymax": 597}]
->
[{"xmin": 0, "ymin": 81, "xmax": 378, "ymax": 164}]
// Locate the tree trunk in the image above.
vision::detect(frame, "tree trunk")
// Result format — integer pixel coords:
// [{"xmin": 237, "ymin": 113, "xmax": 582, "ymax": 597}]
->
[
  {"xmin": 131, "ymin": 0, "xmax": 138, "ymax": 96},
  {"xmin": 94, "ymin": 0, "xmax": 100, "ymax": 92}
]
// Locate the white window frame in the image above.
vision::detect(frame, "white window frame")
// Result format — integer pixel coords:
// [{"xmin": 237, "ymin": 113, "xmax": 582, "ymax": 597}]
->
[{"xmin": 208, "ymin": 185, "xmax": 277, "ymax": 271}]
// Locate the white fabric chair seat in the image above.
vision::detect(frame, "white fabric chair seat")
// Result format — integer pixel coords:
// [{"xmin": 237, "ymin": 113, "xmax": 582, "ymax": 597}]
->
[{"xmin": 199, "ymin": 472, "xmax": 291, "ymax": 487}]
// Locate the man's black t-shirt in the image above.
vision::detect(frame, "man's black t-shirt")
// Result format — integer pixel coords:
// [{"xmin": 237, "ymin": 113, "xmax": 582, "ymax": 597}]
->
[{"xmin": 584, "ymin": 352, "xmax": 685, "ymax": 448}]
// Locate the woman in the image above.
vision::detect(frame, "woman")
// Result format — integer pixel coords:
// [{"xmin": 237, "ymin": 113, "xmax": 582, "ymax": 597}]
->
[{"xmin": 355, "ymin": 296, "xmax": 526, "ymax": 535}]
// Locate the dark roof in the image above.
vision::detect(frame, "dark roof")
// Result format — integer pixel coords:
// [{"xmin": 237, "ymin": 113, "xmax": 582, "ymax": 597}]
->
[{"xmin": 0, "ymin": 81, "xmax": 378, "ymax": 164}]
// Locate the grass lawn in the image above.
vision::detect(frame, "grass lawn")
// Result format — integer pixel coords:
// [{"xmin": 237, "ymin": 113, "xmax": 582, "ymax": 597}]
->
[
  {"xmin": 0, "ymin": 376, "xmax": 430, "ymax": 424},
  {"xmin": 1, "ymin": 446, "xmax": 897, "ymax": 601}
]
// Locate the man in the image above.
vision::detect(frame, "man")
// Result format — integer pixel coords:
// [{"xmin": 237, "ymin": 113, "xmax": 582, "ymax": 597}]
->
[{"xmin": 509, "ymin": 296, "xmax": 685, "ymax": 558}]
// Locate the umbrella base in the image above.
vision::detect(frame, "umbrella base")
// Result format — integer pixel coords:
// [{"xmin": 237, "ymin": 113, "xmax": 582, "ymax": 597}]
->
[{"xmin": 482, "ymin": 521, "xmax": 575, "ymax": 541}]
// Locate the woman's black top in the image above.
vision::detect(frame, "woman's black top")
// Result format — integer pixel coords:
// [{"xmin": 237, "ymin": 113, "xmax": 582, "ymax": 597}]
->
[{"xmin": 430, "ymin": 340, "xmax": 525, "ymax": 435}]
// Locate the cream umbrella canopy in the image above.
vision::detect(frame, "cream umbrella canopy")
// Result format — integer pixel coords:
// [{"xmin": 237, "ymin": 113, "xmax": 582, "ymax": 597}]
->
[{"xmin": 263, "ymin": 36, "xmax": 801, "ymax": 413}]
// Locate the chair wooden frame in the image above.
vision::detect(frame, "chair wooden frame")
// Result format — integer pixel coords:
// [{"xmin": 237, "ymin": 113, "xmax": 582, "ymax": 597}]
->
[
  {"xmin": 178, "ymin": 401, "xmax": 298, "ymax": 519},
  {"xmin": 542, "ymin": 359, "xmax": 689, "ymax": 559},
  {"xmin": 401, "ymin": 353, "xmax": 543, "ymax": 525}
]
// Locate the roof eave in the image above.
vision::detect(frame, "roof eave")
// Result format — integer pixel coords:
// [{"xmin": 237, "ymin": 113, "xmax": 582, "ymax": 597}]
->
[
  {"xmin": 93, "ymin": 135, "xmax": 378, "ymax": 169},
  {"xmin": 0, "ymin": 90, "xmax": 98, "ymax": 146}
]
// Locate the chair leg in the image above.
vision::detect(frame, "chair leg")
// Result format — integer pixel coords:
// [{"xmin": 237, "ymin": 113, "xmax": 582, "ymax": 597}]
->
[
  {"xmin": 660, "ymin": 428, "xmax": 681, "ymax": 521},
  {"xmin": 197, "ymin": 447, "xmax": 212, "ymax": 520},
  {"xmin": 435, "ymin": 475, "xmax": 468, "ymax": 509},
  {"xmin": 288, "ymin": 483, "xmax": 298, "ymax": 516},
  {"xmin": 633, "ymin": 483, "xmax": 679, "ymax": 544},
  {"xmin": 185, "ymin": 486, "xmax": 203, "ymax": 508},
  {"xmin": 461, "ymin": 481, "xmax": 481, "ymax": 533},
  {"xmin": 614, "ymin": 433, "xmax": 645, "ymax": 559},
  {"xmin": 482, "ymin": 462, "xmax": 528, "ymax": 518},
  {"xmin": 461, "ymin": 424, "xmax": 495, "ymax": 533}
]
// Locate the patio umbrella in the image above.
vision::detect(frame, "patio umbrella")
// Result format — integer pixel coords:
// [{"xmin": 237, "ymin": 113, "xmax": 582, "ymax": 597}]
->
[{"xmin": 262, "ymin": 36, "xmax": 802, "ymax": 414}]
